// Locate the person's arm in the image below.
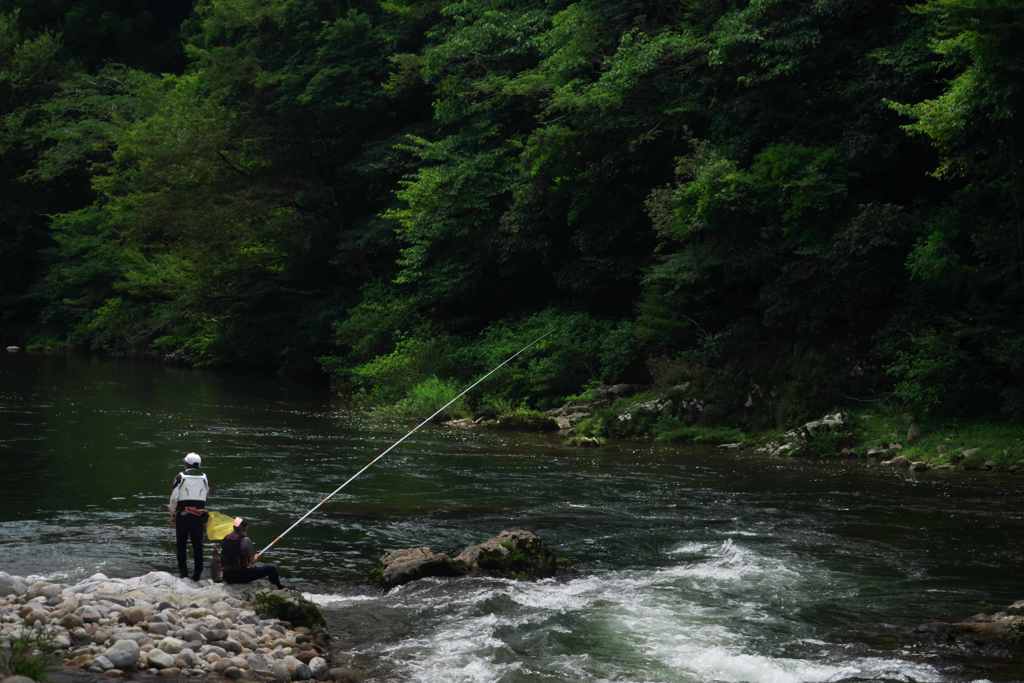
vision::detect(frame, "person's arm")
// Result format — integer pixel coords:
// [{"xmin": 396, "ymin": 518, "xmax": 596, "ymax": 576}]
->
[
  {"xmin": 167, "ymin": 474, "xmax": 182, "ymax": 517},
  {"xmin": 240, "ymin": 537, "xmax": 255, "ymax": 568}
]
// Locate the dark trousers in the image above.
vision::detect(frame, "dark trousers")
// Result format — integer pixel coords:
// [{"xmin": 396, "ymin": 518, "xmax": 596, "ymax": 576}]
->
[
  {"xmin": 175, "ymin": 511, "xmax": 206, "ymax": 579},
  {"xmin": 223, "ymin": 565, "xmax": 282, "ymax": 588}
]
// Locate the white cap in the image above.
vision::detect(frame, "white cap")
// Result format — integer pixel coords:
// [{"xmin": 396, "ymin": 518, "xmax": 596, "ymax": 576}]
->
[{"xmin": 183, "ymin": 452, "xmax": 202, "ymax": 467}]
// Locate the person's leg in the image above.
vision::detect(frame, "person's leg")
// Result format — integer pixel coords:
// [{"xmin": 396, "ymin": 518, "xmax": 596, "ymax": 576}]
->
[
  {"xmin": 175, "ymin": 515, "xmax": 189, "ymax": 578},
  {"xmin": 223, "ymin": 567, "xmax": 260, "ymax": 584},
  {"xmin": 188, "ymin": 515, "xmax": 204, "ymax": 580},
  {"xmin": 224, "ymin": 566, "xmax": 282, "ymax": 588},
  {"xmin": 261, "ymin": 565, "xmax": 283, "ymax": 589}
]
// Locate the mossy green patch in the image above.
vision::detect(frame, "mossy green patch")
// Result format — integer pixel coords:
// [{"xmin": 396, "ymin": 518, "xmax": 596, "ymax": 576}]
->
[{"xmin": 253, "ymin": 591, "xmax": 326, "ymax": 630}]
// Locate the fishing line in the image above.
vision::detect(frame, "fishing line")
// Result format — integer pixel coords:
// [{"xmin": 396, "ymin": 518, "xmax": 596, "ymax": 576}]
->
[{"xmin": 254, "ymin": 331, "xmax": 553, "ymax": 560}]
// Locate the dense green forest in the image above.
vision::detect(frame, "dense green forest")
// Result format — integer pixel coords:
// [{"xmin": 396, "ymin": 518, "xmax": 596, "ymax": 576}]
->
[{"xmin": 2, "ymin": 0, "xmax": 1022, "ymax": 427}]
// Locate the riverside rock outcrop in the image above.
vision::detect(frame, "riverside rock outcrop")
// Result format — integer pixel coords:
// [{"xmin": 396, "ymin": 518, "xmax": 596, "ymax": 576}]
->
[
  {"xmin": 0, "ymin": 571, "xmax": 331, "ymax": 680},
  {"xmin": 915, "ymin": 599, "xmax": 1024, "ymax": 659},
  {"xmin": 376, "ymin": 529, "xmax": 564, "ymax": 589},
  {"xmin": 757, "ymin": 412, "xmax": 850, "ymax": 457}
]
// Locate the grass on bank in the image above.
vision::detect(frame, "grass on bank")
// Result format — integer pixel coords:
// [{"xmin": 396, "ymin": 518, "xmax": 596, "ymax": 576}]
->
[{"xmin": 850, "ymin": 409, "xmax": 1024, "ymax": 467}]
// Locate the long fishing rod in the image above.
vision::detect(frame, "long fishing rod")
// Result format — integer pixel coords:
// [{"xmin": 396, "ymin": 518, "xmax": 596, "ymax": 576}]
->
[{"xmin": 254, "ymin": 331, "xmax": 552, "ymax": 560}]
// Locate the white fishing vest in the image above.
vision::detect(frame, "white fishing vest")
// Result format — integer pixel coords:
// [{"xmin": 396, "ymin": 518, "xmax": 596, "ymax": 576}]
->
[{"xmin": 176, "ymin": 471, "xmax": 209, "ymax": 502}]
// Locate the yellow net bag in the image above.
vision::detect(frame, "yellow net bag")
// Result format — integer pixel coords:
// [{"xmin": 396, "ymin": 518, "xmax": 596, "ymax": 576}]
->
[{"xmin": 206, "ymin": 511, "xmax": 237, "ymax": 541}]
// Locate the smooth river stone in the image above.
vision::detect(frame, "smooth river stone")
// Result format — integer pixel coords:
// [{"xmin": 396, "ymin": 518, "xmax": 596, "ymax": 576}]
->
[
  {"xmin": 146, "ymin": 649, "xmax": 175, "ymax": 669},
  {"xmin": 158, "ymin": 637, "xmax": 186, "ymax": 653},
  {"xmin": 102, "ymin": 640, "xmax": 140, "ymax": 670}
]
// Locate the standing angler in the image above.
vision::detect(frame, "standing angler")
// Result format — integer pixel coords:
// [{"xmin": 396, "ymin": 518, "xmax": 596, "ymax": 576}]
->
[{"xmin": 168, "ymin": 452, "xmax": 210, "ymax": 581}]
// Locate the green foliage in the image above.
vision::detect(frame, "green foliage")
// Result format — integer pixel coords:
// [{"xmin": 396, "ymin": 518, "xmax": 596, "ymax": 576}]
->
[
  {"xmin": 887, "ymin": 329, "xmax": 972, "ymax": 416},
  {"xmin": 465, "ymin": 310, "xmax": 641, "ymax": 410},
  {"xmin": 5, "ymin": 0, "xmax": 1024, "ymax": 428},
  {"xmin": 0, "ymin": 630, "xmax": 58, "ymax": 680},
  {"xmin": 851, "ymin": 408, "xmax": 1024, "ymax": 467},
  {"xmin": 377, "ymin": 375, "xmax": 470, "ymax": 419},
  {"xmin": 654, "ymin": 421, "xmax": 747, "ymax": 445}
]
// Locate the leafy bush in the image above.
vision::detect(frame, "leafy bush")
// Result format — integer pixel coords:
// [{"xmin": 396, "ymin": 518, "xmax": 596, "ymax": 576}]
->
[
  {"xmin": 347, "ymin": 335, "xmax": 458, "ymax": 407},
  {"xmin": 463, "ymin": 309, "xmax": 643, "ymax": 410},
  {"xmin": 378, "ymin": 376, "xmax": 470, "ymax": 419},
  {"xmin": 887, "ymin": 330, "xmax": 970, "ymax": 416}
]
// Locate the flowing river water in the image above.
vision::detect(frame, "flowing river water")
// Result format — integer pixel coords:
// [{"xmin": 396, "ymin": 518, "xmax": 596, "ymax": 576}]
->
[{"xmin": 2, "ymin": 354, "xmax": 1023, "ymax": 682}]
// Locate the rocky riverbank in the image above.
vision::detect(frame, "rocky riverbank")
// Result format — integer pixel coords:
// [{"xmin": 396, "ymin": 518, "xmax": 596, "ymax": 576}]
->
[{"xmin": 0, "ymin": 572, "xmax": 347, "ymax": 682}]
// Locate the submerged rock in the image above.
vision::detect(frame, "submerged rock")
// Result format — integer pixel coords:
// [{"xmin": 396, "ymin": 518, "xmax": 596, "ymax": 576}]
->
[{"xmin": 915, "ymin": 598, "xmax": 1024, "ymax": 659}]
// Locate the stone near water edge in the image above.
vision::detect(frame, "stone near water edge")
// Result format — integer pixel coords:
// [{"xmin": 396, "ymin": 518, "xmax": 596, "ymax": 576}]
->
[
  {"xmin": 61, "ymin": 612, "xmax": 84, "ymax": 629},
  {"xmin": 80, "ymin": 605, "xmax": 102, "ymax": 623},
  {"xmin": 146, "ymin": 648, "xmax": 176, "ymax": 669},
  {"xmin": 111, "ymin": 628, "xmax": 147, "ymax": 644},
  {"xmin": 102, "ymin": 639, "xmax": 140, "ymax": 670},
  {"xmin": 1, "ymin": 676, "xmax": 37, "ymax": 683},
  {"xmin": 272, "ymin": 660, "xmax": 291, "ymax": 683},
  {"xmin": 247, "ymin": 652, "xmax": 274, "ymax": 674},
  {"xmin": 284, "ymin": 655, "xmax": 311, "ymax": 683},
  {"xmin": 158, "ymin": 667, "xmax": 182, "ymax": 677},
  {"xmin": 0, "ymin": 573, "xmax": 28, "ymax": 597},
  {"xmin": 308, "ymin": 656, "xmax": 328, "ymax": 680},
  {"xmin": 157, "ymin": 636, "xmax": 186, "ymax": 654},
  {"xmin": 146, "ymin": 621, "xmax": 172, "ymax": 636},
  {"xmin": 221, "ymin": 637, "xmax": 243, "ymax": 654},
  {"xmin": 119, "ymin": 606, "xmax": 151, "ymax": 625},
  {"xmin": 200, "ymin": 644, "xmax": 227, "ymax": 658},
  {"xmin": 90, "ymin": 655, "xmax": 114, "ymax": 672},
  {"xmin": 326, "ymin": 667, "xmax": 364, "ymax": 683},
  {"xmin": 881, "ymin": 455, "xmax": 910, "ymax": 468},
  {"xmin": 178, "ymin": 628, "xmax": 204, "ymax": 643},
  {"xmin": 212, "ymin": 659, "xmax": 234, "ymax": 673},
  {"xmin": 203, "ymin": 627, "xmax": 228, "ymax": 641},
  {"xmin": 175, "ymin": 647, "xmax": 200, "ymax": 669}
]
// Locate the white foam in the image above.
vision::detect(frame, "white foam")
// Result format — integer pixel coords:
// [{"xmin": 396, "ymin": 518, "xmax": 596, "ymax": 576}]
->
[
  {"xmin": 667, "ymin": 541, "xmax": 709, "ymax": 555},
  {"xmin": 382, "ymin": 612, "xmax": 522, "ymax": 683},
  {"xmin": 302, "ymin": 592, "xmax": 379, "ymax": 606},
  {"xmin": 348, "ymin": 539, "xmax": 945, "ymax": 683}
]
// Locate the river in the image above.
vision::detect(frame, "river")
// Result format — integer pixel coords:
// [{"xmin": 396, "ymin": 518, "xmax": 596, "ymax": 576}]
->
[{"xmin": 1, "ymin": 353, "xmax": 1022, "ymax": 682}]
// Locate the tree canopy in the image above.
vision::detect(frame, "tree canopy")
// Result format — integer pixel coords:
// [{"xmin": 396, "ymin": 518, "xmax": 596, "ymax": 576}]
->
[{"xmin": 3, "ymin": 0, "xmax": 1023, "ymax": 422}]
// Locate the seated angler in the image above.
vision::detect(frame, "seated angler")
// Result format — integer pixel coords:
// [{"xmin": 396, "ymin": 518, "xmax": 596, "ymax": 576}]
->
[{"xmin": 221, "ymin": 518, "xmax": 285, "ymax": 589}]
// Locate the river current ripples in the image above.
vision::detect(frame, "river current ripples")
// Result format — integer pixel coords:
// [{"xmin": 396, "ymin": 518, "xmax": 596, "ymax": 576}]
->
[{"xmin": 2, "ymin": 354, "xmax": 1023, "ymax": 682}]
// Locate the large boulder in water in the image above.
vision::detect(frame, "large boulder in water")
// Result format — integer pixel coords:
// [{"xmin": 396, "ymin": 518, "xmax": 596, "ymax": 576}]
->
[
  {"xmin": 376, "ymin": 530, "xmax": 565, "ymax": 588},
  {"xmin": 455, "ymin": 529, "xmax": 560, "ymax": 580},
  {"xmin": 377, "ymin": 548, "xmax": 464, "ymax": 589}
]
